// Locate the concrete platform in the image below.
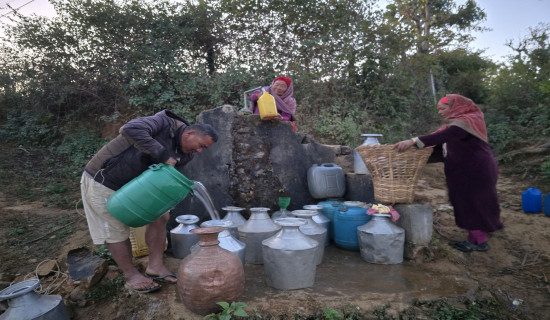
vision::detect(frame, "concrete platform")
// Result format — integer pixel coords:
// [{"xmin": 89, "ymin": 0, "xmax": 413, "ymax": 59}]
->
[{"xmin": 156, "ymin": 243, "xmax": 478, "ymax": 319}]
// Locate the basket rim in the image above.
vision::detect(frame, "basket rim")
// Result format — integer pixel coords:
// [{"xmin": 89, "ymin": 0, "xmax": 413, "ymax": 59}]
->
[{"xmin": 355, "ymin": 144, "xmax": 433, "ymax": 204}]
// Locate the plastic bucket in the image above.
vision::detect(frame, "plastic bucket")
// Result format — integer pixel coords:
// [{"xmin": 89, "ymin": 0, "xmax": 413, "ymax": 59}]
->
[
  {"xmin": 107, "ymin": 164, "xmax": 194, "ymax": 227},
  {"xmin": 522, "ymin": 187, "xmax": 542, "ymax": 213},
  {"xmin": 333, "ymin": 205, "xmax": 371, "ymax": 251},
  {"xmin": 544, "ymin": 193, "xmax": 550, "ymax": 217},
  {"xmin": 317, "ymin": 199, "xmax": 343, "ymax": 241}
]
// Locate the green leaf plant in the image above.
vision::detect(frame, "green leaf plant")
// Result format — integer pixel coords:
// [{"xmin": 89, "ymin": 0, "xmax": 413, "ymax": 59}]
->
[{"xmin": 204, "ymin": 302, "xmax": 249, "ymax": 320}]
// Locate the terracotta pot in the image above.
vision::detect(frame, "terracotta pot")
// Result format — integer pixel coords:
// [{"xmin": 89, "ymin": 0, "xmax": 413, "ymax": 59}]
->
[{"xmin": 177, "ymin": 226, "xmax": 245, "ymax": 315}]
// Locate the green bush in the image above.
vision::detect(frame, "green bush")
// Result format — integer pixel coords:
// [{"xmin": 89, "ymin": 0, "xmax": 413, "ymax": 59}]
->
[
  {"xmin": 0, "ymin": 110, "xmax": 59, "ymax": 146},
  {"xmin": 306, "ymin": 101, "xmax": 365, "ymax": 146},
  {"xmin": 54, "ymin": 130, "xmax": 107, "ymax": 176},
  {"xmin": 204, "ymin": 302, "xmax": 248, "ymax": 320}
]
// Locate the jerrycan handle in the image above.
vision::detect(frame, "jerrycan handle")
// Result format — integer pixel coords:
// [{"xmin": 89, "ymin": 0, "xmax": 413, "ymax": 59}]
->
[
  {"xmin": 149, "ymin": 164, "xmax": 163, "ymax": 171},
  {"xmin": 322, "ymin": 163, "xmax": 338, "ymax": 167}
]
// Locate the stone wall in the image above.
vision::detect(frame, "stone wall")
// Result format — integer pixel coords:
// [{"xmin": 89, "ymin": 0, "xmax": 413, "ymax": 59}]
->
[{"xmin": 171, "ymin": 105, "xmax": 373, "ymax": 226}]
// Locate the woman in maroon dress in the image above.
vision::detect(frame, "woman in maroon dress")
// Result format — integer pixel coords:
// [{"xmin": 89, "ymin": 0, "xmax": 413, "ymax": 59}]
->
[{"xmin": 393, "ymin": 94, "xmax": 503, "ymax": 252}]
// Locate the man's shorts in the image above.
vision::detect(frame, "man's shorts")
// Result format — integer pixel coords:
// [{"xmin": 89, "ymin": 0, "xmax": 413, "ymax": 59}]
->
[{"xmin": 80, "ymin": 172, "xmax": 130, "ymax": 244}]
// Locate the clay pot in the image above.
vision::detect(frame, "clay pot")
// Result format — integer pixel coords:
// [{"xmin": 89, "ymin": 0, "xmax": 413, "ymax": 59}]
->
[{"xmin": 177, "ymin": 226, "xmax": 245, "ymax": 315}]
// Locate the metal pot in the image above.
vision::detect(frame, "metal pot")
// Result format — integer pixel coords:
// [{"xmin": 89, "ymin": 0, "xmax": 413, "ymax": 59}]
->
[
  {"xmin": 303, "ymin": 204, "xmax": 330, "ymax": 246},
  {"xmin": 0, "ymin": 279, "xmax": 69, "ymax": 320},
  {"xmin": 191, "ymin": 219, "xmax": 246, "ymax": 266},
  {"xmin": 238, "ymin": 207, "xmax": 281, "ymax": 264},
  {"xmin": 357, "ymin": 213, "xmax": 405, "ymax": 264},
  {"xmin": 170, "ymin": 215, "xmax": 200, "ymax": 259},
  {"xmin": 262, "ymin": 218, "xmax": 318, "ymax": 290},
  {"xmin": 292, "ymin": 210, "xmax": 327, "ymax": 264}
]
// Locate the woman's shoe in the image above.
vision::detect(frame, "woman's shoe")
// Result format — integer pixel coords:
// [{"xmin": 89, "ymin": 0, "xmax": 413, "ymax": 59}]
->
[{"xmin": 451, "ymin": 241, "xmax": 488, "ymax": 252}]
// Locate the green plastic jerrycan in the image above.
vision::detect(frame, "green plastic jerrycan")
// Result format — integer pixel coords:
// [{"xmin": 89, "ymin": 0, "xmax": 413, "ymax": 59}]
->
[{"xmin": 107, "ymin": 164, "xmax": 194, "ymax": 227}]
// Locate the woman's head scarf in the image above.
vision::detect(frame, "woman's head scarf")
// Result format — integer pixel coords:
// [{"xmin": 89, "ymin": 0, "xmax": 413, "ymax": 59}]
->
[
  {"xmin": 274, "ymin": 76, "xmax": 292, "ymax": 87},
  {"xmin": 439, "ymin": 94, "xmax": 488, "ymax": 143}
]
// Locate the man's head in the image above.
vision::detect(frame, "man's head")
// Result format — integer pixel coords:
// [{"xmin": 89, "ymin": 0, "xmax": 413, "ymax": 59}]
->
[{"xmin": 180, "ymin": 124, "xmax": 218, "ymax": 154}]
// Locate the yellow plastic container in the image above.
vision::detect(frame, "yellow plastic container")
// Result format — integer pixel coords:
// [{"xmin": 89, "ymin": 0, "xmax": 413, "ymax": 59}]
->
[
  {"xmin": 257, "ymin": 92, "xmax": 279, "ymax": 120},
  {"xmin": 130, "ymin": 226, "xmax": 149, "ymax": 257},
  {"xmin": 129, "ymin": 226, "xmax": 168, "ymax": 257}
]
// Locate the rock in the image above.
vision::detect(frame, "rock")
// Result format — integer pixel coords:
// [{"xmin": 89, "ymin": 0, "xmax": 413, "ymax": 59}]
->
[
  {"xmin": 37, "ymin": 259, "xmax": 58, "ymax": 277},
  {"xmin": 172, "ymin": 105, "xmax": 364, "ymax": 226},
  {"xmin": 69, "ymin": 285, "xmax": 87, "ymax": 302},
  {"xmin": 66, "ymin": 247, "xmax": 108, "ymax": 289},
  {"xmin": 404, "ymin": 242, "xmax": 433, "ymax": 262},
  {"xmin": 56, "ymin": 278, "xmax": 78, "ymax": 297}
]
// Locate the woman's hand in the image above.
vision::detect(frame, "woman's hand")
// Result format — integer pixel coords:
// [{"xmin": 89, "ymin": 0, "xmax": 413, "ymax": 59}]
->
[{"xmin": 392, "ymin": 139, "xmax": 415, "ymax": 152}]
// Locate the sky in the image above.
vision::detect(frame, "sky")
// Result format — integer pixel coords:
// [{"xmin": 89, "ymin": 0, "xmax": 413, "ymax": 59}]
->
[{"xmin": 1, "ymin": 0, "xmax": 550, "ymax": 63}]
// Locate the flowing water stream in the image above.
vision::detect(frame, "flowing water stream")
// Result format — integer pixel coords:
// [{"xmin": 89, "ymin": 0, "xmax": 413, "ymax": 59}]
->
[{"xmin": 192, "ymin": 181, "xmax": 221, "ymax": 220}]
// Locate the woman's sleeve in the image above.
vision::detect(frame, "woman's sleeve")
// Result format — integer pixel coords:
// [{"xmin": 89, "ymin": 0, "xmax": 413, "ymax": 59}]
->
[
  {"xmin": 418, "ymin": 126, "xmax": 470, "ymax": 147},
  {"xmin": 250, "ymin": 91, "xmax": 261, "ymax": 102}
]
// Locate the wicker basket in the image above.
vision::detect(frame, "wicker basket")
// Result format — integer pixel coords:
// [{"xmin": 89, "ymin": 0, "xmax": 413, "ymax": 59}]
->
[{"xmin": 356, "ymin": 144, "xmax": 433, "ymax": 204}]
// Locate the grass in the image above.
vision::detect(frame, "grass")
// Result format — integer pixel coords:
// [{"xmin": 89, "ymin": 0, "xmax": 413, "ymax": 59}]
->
[
  {"xmin": 222, "ymin": 298, "xmax": 507, "ymax": 320},
  {"xmin": 87, "ymin": 276, "xmax": 125, "ymax": 301}
]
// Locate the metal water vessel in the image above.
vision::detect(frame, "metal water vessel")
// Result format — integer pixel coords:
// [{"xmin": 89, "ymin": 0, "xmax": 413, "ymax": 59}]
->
[
  {"xmin": 0, "ymin": 279, "xmax": 69, "ymax": 320},
  {"xmin": 238, "ymin": 207, "xmax": 281, "ymax": 264},
  {"xmin": 262, "ymin": 218, "xmax": 318, "ymax": 290},
  {"xmin": 170, "ymin": 215, "xmax": 200, "ymax": 259},
  {"xmin": 191, "ymin": 219, "xmax": 246, "ymax": 266},
  {"xmin": 303, "ymin": 204, "xmax": 330, "ymax": 246},
  {"xmin": 357, "ymin": 213, "xmax": 405, "ymax": 264},
  {"xmin": 292, "ymin": 210, "xmax": 327, "ymax": 265}
]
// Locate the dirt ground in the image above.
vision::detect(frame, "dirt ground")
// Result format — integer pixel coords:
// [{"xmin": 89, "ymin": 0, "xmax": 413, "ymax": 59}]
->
[{"xmin": 1, "ymin": 146, "xmax": 550, "ymax": 319}]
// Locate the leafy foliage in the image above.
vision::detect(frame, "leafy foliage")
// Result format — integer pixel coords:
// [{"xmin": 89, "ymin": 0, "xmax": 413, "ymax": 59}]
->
[
  {"xmin": 94, "ymin": 245, "xmax": 116, "ymax": 265},
  {"xmin": 54, "ymin": 130, "xmax": 107, "ymax": 176},
  {"xmin": 414, "ymin": 297, "xmax": 504, "ymax": 320},
  {"xmin": 384, "ymin": 0, "xmax": 487, "ymax": 54},
  {"xmin": 0, "ymin": 0, "xmax": 547, "ymax": 172},
  {"xmin": 87, "ymin": 276, "xmax": 125, "ymax": 301},
  {"xmin": 204, "ymin": 302, "xmax": 249, "ymax": 320},
  {"xmin": 488, "ymin": 23, "xmax": 550, "ymax": 156}
]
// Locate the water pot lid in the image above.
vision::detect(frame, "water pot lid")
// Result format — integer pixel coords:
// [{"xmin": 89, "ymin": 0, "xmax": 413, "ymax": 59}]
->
[
  {"xmin": 0, "ymin": 279, "xmax": 41, "ymax": 301},
  {"xmin": 303, "ymin": 205, "xmax": 323, "ymax": 210},
  {"xmin": 292, "ymin": 210, "xmax": 318, "ymax": 218},
  {"xmin": 201, "ymin": 219, "xmax": 234, "ymax": 228},
  {"xmin": 176, "ymin": 215, "xmax": 200, "ymax": 224},
  {"xmin": 275, "ymin": 217, "xmax": 306, "ymax": 227},
  {"xmin": 222, "ymin": 206, "xmax": 245, "ymax": 211},
  {"xmin": 361, "ymin": 133, "xmax": 383, "ymax": 137},
  {"xmin": 371, "ymin": 213, "xmax": 392, "ymax": 218}
]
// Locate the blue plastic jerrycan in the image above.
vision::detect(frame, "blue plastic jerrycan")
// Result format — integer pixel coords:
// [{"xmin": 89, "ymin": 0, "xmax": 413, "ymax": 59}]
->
[
  {"xmin": 544, "ymin": 193, "xmax": 550, "ymax": 217},
  {"xmin": 522, "ymin": 187, "xmax": 542, "ymax": 213}
]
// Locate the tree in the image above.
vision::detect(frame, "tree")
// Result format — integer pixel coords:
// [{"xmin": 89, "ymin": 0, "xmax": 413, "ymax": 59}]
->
[
  {"xmin": 385, "ymin": 0, "xmax": 486, "ymax": 54},
  {"xmin": 217, "ymin": 0, "xmax": 377, "ymax": 79},
  {"xmin": 435, "ymin": 48, "xmax": 493, "ymax": 103},
  {"xmin": 384, "ymin": 0, "xmax": 487, "ymax": 102}
]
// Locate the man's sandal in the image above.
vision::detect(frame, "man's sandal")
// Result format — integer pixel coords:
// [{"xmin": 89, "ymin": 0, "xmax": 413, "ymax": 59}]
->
[
  {"xmin": 145, "ymin": 272, "xmax": 178, "ymax": 284},
  {"xmin": 124, "ymin": 282, "xmax": 162, "ymax": 294}
]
